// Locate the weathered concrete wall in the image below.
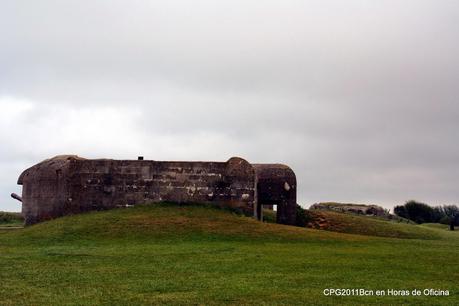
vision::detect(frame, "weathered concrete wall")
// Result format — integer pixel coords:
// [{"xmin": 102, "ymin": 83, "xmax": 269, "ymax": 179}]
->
[
  {"xmin": 253, "ymin": 164, "xmax": 297, "ymax": 225},
  {"xmin": 17, "ymin": 155, "xmax": 297, "ymax": 226}
]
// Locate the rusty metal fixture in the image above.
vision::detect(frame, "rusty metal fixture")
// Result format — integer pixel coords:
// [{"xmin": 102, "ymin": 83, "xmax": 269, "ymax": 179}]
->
[{"xmin": 11, "ymin": 193, "xmax": 22, "ymax": 202}]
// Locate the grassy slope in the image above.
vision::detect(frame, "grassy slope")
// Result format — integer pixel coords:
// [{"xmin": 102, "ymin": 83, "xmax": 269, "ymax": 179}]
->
[
  {"xmin": 307, "ymin": 210, "xmax": 440, "ymax": 239},
  {"xmin": 421, "ymin": 223, "xmax": 452, "ymax": 230},
  {"xmin": 0, "ymin": 203, "xmax": 458, "ymax": 305}
]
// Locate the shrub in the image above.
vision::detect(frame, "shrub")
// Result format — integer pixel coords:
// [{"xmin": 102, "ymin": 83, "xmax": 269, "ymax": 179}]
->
[
  {"xmin": 295, "ymin": 204, "xmax": 311, "ymax": 227},
  {"xmin": 439, "ymin": 216, "xmax": 451, "ymax": 225},
  {"xmin": 433, "ymin": 205, "xmax": 459, "ymax": 226},
  {"xmin": 394, "ymin": 201, "xmax": 435, "ymax": 224},
  {"xmin": 394, "ymin": 205, "xmax": 408, "ymax": 219},
  {"xmin": 394, "ymin": 202, "xmax": 459, "ymax": 225}
]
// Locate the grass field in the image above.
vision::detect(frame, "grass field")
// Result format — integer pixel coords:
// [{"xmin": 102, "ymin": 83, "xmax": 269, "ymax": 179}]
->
[
  {"xmin": 0, "ymin": 203, "xmax": 458, "ymax": 305},
  {"xmin": 0, "ymin": 212, "xmax": 23, "ymax": 228}
]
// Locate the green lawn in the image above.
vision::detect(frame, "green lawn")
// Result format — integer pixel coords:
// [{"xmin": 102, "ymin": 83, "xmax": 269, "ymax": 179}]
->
[{"xmin": 0, "ymin": 203, "xmax": 458, "ymax": 305}]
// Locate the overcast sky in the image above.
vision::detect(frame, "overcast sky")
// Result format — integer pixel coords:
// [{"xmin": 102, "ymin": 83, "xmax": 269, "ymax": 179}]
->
[{"xmin": 1, "ymin": 0, "xmax": 458, "ymax": 212}]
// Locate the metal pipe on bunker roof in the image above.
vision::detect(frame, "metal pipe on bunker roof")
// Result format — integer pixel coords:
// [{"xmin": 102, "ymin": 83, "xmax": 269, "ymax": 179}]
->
[{"xmin": 11, "ymin": 193, "xmax": 22, "ymax": 203}]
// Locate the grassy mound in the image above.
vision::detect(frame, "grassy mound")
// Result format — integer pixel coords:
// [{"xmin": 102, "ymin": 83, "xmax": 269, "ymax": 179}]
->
[
  {"xmin": 0, "ymin": 203, "xmax": 458, "ymax": 305},
  {"xmin": 3, "ymin": 204, "xmax": 357, "ymax": 245},
  {"xmin": 307, "ymin": 210, "xmax": 440, "ymax": 239}
]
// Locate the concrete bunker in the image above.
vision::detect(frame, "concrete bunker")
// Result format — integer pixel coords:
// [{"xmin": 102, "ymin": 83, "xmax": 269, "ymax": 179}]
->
[
  {"xmin": 14, "ymin": 155, "xmax": 297, "ymax": 226},
  {"xmin": 253, "ymin": 164, "xmax": 297, "ymax": 225}
]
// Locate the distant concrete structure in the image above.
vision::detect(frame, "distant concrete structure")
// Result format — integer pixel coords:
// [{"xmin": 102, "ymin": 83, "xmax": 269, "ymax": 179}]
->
[
  {"xmin": 15, "ymin": 155, "xmax": 297, "ymax": 226},
  {"xmin": 310, "ymin": 202, "xmax": 386, "ymax": 216}
]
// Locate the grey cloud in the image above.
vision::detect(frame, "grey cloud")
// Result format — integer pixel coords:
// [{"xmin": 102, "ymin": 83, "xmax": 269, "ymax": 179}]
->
[{"xmin": 1, "ymin": 0, "xmax": 459, "ymax": 211}]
